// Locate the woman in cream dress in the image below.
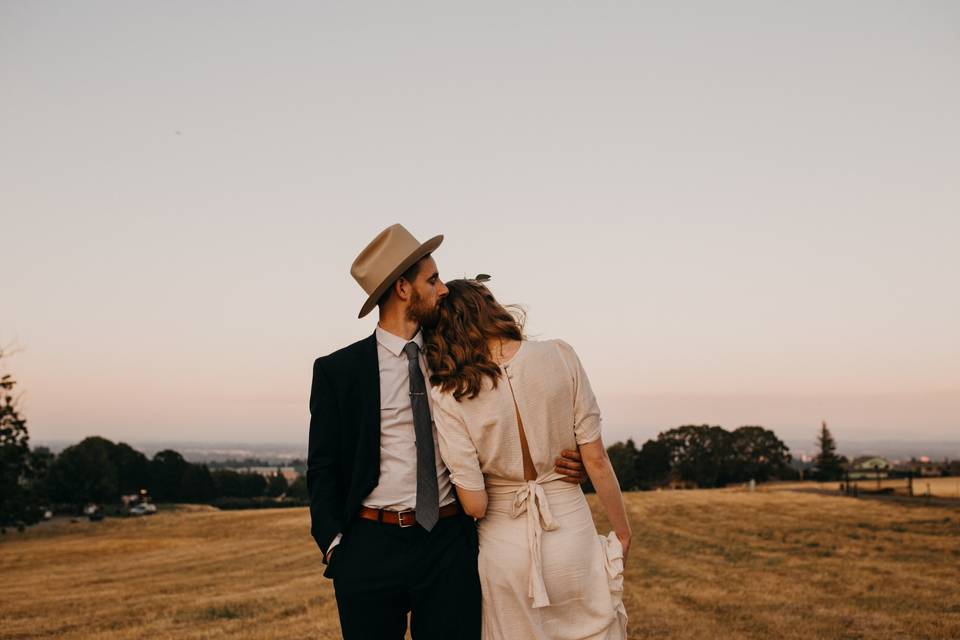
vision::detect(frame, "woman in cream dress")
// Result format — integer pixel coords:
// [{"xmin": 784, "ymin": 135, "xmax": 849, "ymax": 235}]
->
[{"xmin": 425, "ymin": 279, "xmax": 630, "ymax": 640}]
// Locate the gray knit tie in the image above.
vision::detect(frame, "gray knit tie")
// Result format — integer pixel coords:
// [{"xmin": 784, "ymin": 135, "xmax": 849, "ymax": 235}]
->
[{"xmin": 403, "ymin": 341, "xmax": 440, "ymax": 531}]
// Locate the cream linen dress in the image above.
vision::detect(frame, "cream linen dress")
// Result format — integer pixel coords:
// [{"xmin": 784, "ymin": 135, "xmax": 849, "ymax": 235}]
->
[{"xmin": 430, "ymin": 339, "xmax": 627, "ymax": 640}]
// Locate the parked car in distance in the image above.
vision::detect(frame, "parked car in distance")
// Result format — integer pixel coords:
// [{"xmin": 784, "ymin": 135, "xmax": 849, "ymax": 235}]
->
[{"xmin": 129, "ymin": 503, "xmax": 158, "ymax": 516}]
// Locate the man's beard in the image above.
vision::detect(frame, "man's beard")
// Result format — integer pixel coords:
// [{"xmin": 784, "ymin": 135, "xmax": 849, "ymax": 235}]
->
[{"xmin": 407, "ymin": 288, "xmax": 440, "ymax": 328}]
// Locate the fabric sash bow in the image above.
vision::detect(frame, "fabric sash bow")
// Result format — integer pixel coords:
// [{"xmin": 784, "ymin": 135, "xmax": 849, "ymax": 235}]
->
[{"xmin": 511, "ymin": 480, "xmax": 560, "ymax": 608}]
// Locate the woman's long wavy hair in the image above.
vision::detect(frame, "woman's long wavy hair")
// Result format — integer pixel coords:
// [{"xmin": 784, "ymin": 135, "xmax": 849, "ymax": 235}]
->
[{"xmin": 424, "ymin": 279, "xmax": 525, "ymax": 401}]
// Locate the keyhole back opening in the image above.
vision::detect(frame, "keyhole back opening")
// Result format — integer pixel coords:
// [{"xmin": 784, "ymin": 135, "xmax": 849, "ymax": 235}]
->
[{"xmin": 505, "ymin": 374, "xmax": 537, "ymax": 482}]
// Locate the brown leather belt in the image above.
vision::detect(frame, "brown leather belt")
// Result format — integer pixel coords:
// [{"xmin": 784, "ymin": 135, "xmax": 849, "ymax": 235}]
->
[{"xmin": 357, "ymin": 503, "xmax": 462, "ymax": 528}]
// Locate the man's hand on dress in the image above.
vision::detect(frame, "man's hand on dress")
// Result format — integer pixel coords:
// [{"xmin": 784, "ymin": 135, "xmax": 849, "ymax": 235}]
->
[{"xmin": 554, "ymin": 449, "xmax": 587, "ymax": 484}]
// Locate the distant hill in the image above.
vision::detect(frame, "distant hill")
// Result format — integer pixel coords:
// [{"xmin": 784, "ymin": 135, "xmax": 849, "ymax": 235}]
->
[
  {"xmin": 786, "ymin": 438, "xmax": 960, "ymax": 461},
  {"xmin": 33, "ymin": 439, "xmax": 307, "ymax": 464},
  {"xmin": 36, "ymin": 436, "xmax": 960, "ymax": 465}
]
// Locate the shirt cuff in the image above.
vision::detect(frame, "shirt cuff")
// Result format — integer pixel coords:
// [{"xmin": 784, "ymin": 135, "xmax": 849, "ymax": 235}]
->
[{"xmin": 325, "ymin": 533, "xmax": 342, "ymax": 562}]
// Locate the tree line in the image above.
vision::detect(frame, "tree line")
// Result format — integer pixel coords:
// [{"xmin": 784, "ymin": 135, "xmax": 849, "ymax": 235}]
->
[
  {"xmin": 598, "ymin": 424, "xmax": 797, "ymax": 491},
  {"xmin": 36, "ymin": 436, "xmax": 308, "ymax": 508},
  {"xmin": 0, "ymin": 348, "xmax": 873, "ymax": 533}
]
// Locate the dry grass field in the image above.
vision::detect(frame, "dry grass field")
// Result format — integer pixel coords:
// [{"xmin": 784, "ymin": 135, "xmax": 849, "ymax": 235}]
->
[{"xmin": 2, "ymin": 489, "xmax": 959, "ymax": 639}]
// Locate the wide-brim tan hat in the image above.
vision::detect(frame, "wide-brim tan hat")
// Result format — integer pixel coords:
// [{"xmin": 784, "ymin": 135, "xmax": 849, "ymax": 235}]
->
[{"xmin": 351, "ymin": 224, "xmax": 443, "ymax": 318}]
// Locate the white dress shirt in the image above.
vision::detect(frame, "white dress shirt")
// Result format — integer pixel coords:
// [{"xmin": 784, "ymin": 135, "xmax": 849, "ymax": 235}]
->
[
  {"xmin": 364, "ymin": 325, "xmax": 455, "ymax": 510},
  {"xmin": 326, "ymin": 325, "xmax": 455, "ymax": 560}
]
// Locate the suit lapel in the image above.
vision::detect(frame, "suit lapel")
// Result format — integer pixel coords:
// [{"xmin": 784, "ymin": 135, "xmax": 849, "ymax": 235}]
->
[{"xmin": 360, "ymin": 332, "xmax": 381, "ymax": 464}]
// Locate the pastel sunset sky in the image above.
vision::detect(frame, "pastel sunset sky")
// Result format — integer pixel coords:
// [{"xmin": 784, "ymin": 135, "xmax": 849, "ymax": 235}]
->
[{"xmin": 3, "ymin": 1, "xmax": 958, "ymax": 451}]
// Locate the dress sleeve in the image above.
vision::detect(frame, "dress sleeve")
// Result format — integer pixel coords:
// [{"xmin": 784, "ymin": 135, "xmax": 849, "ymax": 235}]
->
[
  {"xmin": 431, "ymin": 389, "xmax": 486, "ymax": 491},
  {"xmin": 555, "ymin": 340, "xmax": 603, "ymax": 445}
]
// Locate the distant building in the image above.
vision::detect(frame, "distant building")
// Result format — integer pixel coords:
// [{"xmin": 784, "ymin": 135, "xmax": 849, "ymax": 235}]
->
[
  {"xmin": 846, "ymin": 456, "xmax": 892, "ymax": 480},
  {"xmin": 892, "ymin": 459, "xmax": 945, "ymax": 477}
]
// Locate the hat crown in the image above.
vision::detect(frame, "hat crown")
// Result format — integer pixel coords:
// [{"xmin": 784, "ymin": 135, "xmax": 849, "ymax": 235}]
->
[
  {"xmin": 351, "ymin": 224, "xmax": 422, "ymax": 296},
  {"xmin": 350, "ymin": 224, "xmax": 444, "ymax": 318}
]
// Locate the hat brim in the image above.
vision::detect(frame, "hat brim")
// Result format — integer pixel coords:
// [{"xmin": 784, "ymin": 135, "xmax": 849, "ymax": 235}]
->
[{"xmin": 357, "ymin": 234, "xmax": 444, "ymax": 318}]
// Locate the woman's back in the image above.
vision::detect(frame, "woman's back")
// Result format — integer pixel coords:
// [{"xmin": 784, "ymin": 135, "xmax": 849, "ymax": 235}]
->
[
  {"xmin": 431, "ymin": 338, "xmax": 626, "ymax": 640},
  {"xmin": 430, "ymin": 338, "xmax": 602, "ymax": 489},
  {"xmin": 426, "ymin": 279, "xmax": 629, "ymax": 639}
]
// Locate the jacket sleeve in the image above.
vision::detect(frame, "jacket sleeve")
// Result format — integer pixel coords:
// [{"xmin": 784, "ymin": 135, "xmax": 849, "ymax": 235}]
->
[{"xmin": 307, "ymin": 357, "xmax": 344, "ymax": 559}]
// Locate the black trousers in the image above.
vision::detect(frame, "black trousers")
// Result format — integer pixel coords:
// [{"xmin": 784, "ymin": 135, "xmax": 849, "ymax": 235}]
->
[{"xmin": 330, "ymin": 513, "xmax": 482, "ymax": 640}]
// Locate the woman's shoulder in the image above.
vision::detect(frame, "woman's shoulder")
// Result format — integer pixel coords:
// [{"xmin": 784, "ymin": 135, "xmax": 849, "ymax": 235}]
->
[
  {"xmin": 429, "ymin": 385, "xmax": 458, "ymax": 413},
  {"xmin": 520, "ymin": 339, "xmax": 584, "ymax": 383},
  {"xmin": 522, "ymin": 337, "xmax": 579, "ymax": 361}
]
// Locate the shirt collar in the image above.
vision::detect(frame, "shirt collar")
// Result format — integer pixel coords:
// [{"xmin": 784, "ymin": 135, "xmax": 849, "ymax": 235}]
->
[{"xmin": 375, "ymin": 325, "xmax": 424, "ymax": 357}]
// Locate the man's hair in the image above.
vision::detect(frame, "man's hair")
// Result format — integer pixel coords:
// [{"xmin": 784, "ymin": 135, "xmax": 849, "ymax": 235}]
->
[{"xmin": 376, "ymin": 255, "xmax": 428, "ymax": 309}]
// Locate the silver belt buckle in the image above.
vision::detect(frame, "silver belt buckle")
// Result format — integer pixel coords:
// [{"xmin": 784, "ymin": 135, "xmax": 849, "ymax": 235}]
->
[{"xmin": 397, "ymin": 509, "xmax": 416, "ymax": 528}]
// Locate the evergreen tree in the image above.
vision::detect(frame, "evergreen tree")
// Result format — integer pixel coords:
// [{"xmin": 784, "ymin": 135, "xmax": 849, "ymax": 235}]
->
[
  {"xmin": 814, "ymin": 421, "xmax": 843, "ymax": 481},
  {"xmin": 0, "ymin": 359, "xmax": 44, "ymax": 532}
]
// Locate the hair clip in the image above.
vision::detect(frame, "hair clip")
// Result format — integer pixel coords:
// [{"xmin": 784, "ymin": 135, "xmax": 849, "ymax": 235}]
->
[{"xmin": 473, "ymin": 273, "xmax": 491, "ymax": 282}]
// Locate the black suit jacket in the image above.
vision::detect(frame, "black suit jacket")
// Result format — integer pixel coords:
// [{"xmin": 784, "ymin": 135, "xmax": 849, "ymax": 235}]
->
[{"xmin": 307, "ymin": 333, "xmax": 381, "ymax": 569}]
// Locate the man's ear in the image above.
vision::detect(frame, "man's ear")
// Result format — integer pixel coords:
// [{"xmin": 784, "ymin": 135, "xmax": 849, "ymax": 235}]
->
[{"xmin": 393, "ymin": 277, "xmax": 411, "ymax": 302}]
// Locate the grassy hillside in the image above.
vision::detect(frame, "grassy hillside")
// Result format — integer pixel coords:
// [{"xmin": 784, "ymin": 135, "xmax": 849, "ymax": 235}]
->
[{"xmin": 1, "ymin": 489, "xmax": 958, "ymax": 639}]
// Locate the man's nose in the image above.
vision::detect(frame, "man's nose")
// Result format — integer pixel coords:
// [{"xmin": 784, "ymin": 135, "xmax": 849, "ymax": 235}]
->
[{"xmin": 438, "ymin": 282, "xmax": 449, "ymax": 297}]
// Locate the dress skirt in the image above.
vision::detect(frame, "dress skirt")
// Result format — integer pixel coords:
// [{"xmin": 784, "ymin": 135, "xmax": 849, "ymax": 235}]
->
[{"xmin": 477, "ymin": 479, "xmax": 627, "ymax": 640}]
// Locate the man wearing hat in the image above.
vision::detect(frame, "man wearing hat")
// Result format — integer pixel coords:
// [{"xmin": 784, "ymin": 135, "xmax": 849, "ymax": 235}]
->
[{"xmin": 307, "ymin": 224, "xmax": 586, "ymax": 639}]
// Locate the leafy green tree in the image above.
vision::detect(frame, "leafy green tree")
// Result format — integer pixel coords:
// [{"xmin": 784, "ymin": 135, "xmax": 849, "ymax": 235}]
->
[
  {"xmin": 658, "ymin": 425, "xmax": 734, "ymax": 488},
  {"xmin": 150, "ymin": 449, "xmax": 189, "ymax": 501},
  {"xmin": 814, "ymin": 421, "xmax": 843, "ymax": 481},
  {"xmin": 29, "ymin": 446, "xmax": 54, "ymax": 505},
  {"xmin": 267, "ymin": 469, "xmax": 289, "ymax": 497},
  {"xmin": 729, "ymin": 426, "xmax": 792, "ymax": 482},
  {"xmin": 287, "ymin": 474, "xmax": 308, "ymax": 500},
  {"xmin": 0, "ymin": 362, "xmax": 44, "ymax": 532},
  {"xmin": 636, "ymin": 438, "xmax": 672, "ymax": 489},
  {"xmin": 180, "ymin": 463, "xmax": 216, "ymax": 502},
  {"xmin": 112, "ymin": 442, "xmax": 151, "ymax": 495},
  {"xmin": 48, "ymin": 437, "xmax": 120, "ymax": 507},
  {"xmin": 211, "ymin": 469, "xmax": 268, "ymax": 498},
  {"xmin": 212, "ymin": 468, "xmax": 244, "ymax": 497},
  {"xmin": 240, "ymin": 472, "xmax": 267, "ymax": 498},
  {"xmin": 606, "ymin": 439, "xmax": 640, "ymax": 491}
]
